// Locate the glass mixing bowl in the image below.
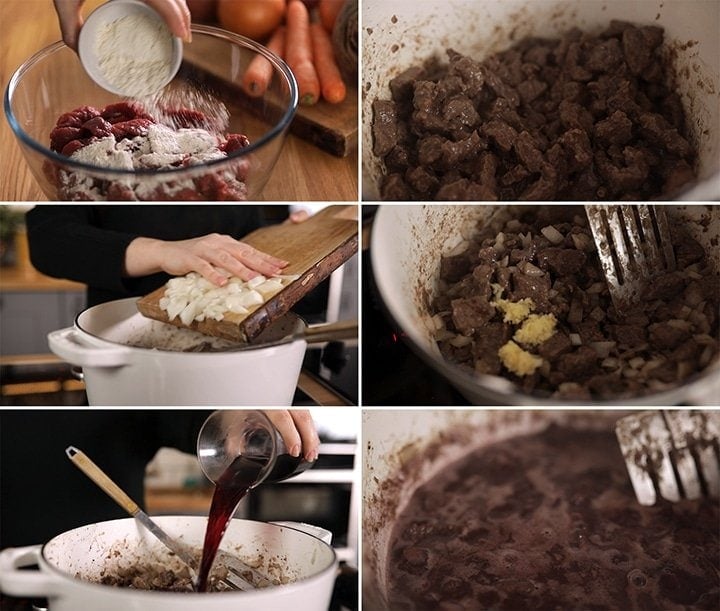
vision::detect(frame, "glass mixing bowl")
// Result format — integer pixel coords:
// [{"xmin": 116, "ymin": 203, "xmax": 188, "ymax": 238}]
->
[{"xmin": 4, "ymin": 25, "xmax": 298, "ymax": 201}]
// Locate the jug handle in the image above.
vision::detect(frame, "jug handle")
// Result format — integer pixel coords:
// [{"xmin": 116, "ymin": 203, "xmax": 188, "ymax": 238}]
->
[{"xmin": 0, "ymin": 546, "xmax": 63, "ymax": 597}]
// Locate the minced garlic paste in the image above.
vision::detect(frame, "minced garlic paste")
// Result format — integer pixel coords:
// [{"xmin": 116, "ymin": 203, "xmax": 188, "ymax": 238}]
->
[
  {"xmin": 514, "ymin": 313, "xmax": 557, "ymax": 346},
  {"xmin": 498, "ymin": 340, "xmax": 543, "ymax": 376}
]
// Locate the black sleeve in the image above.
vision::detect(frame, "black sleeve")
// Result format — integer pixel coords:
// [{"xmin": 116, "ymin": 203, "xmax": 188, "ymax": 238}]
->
[{"xmin": 26, "ymin": 205, "xmax": 140, "ymax": 293}]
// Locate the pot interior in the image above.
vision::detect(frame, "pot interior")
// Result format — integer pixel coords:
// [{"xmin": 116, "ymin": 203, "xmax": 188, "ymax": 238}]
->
[
  {"xmin": 371, "ymin": 204, "xmax": 720, "ymax": 403},
  {"xmin": 42, "ymin": 516, "xmax": 336, "ymax": 591},
  {"xmin": 362, "ymin": 0, "xmax": 720, "ymax": 199},
  {"xmin": 75, "ymin": 298, "xmax": 305, "ymax": 352},
  {"xmin": 362, "ymin": 410, "xmax": 630, "ymax": 608}
]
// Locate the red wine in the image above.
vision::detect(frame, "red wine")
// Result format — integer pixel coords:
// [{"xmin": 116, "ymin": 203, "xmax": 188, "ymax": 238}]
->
[
  {"xmin": 196, "ymin": 455, "xmax": 262, "ymax": 592},
  {"xmin": 195, "ymin": 452, "xmax": 310, "ymax": 591}
]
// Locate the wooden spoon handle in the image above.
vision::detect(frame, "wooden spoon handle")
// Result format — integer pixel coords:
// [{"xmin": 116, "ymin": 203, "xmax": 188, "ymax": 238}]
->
[{"xmin": 66, "ymin": 446, "xmax": 140, "ymax": 516}]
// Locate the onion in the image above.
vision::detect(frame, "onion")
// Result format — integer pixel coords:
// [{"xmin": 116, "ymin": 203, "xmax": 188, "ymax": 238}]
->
[
  {"xmin": 449, "ymin": 335, "xmax": 473, "ymax": 348},
  {"xmin": 432, "ymin": 314, "xmax": 446, "ymax": 331},
  {"xmin": 590, "ymin": 341, "xmax": 615, "ymax": 358},
  {"xmin": 601, "ymin": 357, "xmax": 619, "ymax": 368},
  {"xmin": 699, "ymin": 345, "xmax": 715, "ymax": 367},
  {"xmin": 571, "ymin": 232, "xmax": 594, "ymax": 252},
  {"xmin": 586, "ymin": 282, "xmax": 606, "ymax": 294},
  {"xmin": 629, "ymin": 356, "xmax": 646, "ymax": 369},
  {"xmin": 506, "ymin": 219, "xmax": 522, "ymax": 232},
  {"xmin": 685, "ymin": 270, "xmax": 703, "ymax": 280},
  {"xmin": 518, "ymin": 261, "xmax": 544, "ymax": 276},
  {"xmin": 623, "ymin": 367, "xmax": 639, "ymax": 379},
  {"xmin": 445, "ymin": 240, "xmax": 469, "ymax": 257},
  {"xmin": 569, "ymin": 333, "xmax": 582, "ymax": 346},
  {"xmin": 160, "ymin": 271, "xmax": 298, "ymax": 325},
  {"xmin": 442, "ymin": 234, "xmax": 465, "ymax": 253},
  {"xmin": 541, "ymin": 225, "xmax": 564, "ymax": 245}
]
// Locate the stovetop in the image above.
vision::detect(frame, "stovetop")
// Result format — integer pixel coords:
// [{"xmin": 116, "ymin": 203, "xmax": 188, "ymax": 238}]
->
[{"xmin": 361, "ymin": 249, "xmax": 470, "ymax": 406}]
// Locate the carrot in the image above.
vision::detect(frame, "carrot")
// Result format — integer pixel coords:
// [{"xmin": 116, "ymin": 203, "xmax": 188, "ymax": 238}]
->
[
  {"xmin": 285, "ymin": 0, "xmax": 320, "ymax": 105},
  {"xmin": 242, "ymin": 26, "xmax": 286, "ymax": 97},
  {"xmin": 318, "ymin": 0, "xmax": 344, "ymax": 33},
  {"xmin": 310, "ymin": 22, "xmax": 346, "ymax": 104}
]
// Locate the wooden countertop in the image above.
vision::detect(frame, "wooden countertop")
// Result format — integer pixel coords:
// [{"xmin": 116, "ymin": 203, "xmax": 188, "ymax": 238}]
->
[
  {"xmin": 0, "ymin": 264, "xmax": 85, "ymax": 291},
  {"xmin": 0, "ymin": 0, "xmax": 358, "ymax": 202}
]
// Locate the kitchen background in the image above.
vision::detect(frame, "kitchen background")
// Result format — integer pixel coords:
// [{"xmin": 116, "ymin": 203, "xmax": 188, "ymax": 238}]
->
[{"xmin": 0, "ymin": 204, "xmax": 358, "ymax": 407}]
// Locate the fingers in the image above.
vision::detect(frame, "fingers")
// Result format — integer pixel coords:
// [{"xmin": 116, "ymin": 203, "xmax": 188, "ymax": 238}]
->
[
  {"xmin": 263, "ymin": 410, "xmax": 319, "ymax": 462},
  {"xmin": 144, "ymin": 0, "xmax": 192, "ymax": 42},
  {"xmin": 54, "ymin": 0, "xmax": 85, "ymax": 50},
  {"xmin": 290, "ymin": 410, "xmax": 320, "ymax": 462},
  {"xmin": 193, "ymin": 235, "xmax": 288, "ymax": 283}
]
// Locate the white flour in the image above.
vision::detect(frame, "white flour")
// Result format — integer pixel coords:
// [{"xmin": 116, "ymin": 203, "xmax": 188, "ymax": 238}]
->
[
  {"xmin": 95, "ymin": 13, "xmax": 175, "ymax": 97},
  {"xmin": 60, "ymin": 124, "xmax": 245, "ymax": 200}
]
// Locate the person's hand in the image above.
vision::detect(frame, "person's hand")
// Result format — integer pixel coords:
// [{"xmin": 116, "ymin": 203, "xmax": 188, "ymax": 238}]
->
[
  {"xmin": 124, "ymin": 233, "xmax": 288, "ymax": 286},
  {"xmin": 263, "ymin": 410, "xmax": 320, "ymax": 463},
  {"xmin": 53, "ymin": 0, "xmax": 191, "ymax": 51}
]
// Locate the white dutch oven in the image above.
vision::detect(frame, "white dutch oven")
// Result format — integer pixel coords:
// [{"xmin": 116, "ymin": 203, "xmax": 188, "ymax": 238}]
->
[
  {"xmin": 362, "ymin": 0, "xmax": 720, "ymax": 199},
  {"xmin": 361, "ymin": 409, "xmax": 628, "ymax": 610},
  {"xmin": 47, "ymin": 298, "xmax": 308, "ymax": 405},
  {"xmin": 0, "ymin": 516, "xmax": 338, "ymax": 611},
  {"xmin": 371, "ymin": 204, "xmax": 720, "ymax": 405}
]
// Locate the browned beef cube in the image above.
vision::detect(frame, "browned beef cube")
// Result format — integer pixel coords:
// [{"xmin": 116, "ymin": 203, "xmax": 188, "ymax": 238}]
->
[
  {"xmin": 645, "ymin": 272, "xmax": 685, "ymax": 301},
  {"xmin": 538, "ymin": 332, "xmax": 573, "ymax": 361},
  {"xmin": 451, "ymin": 296, "xmax": 495, "ymax": 334},
  {"xmin": 649, "ymin": 322, "xmax": 692, "ymax": 350},
  {"xmin": 556, "ymin": 346, "xmax": 599, "ymax": 379},
  {"xmin": 372, "ymin": 100, "xmax": 399, "ymax": 157},
  {"xmin": 537, "ymin": 247, "xmax": 587, "ymax": 275},
  {"xmin": 440, "ymin": 254, "xmax": 472, "ymax": 282}
]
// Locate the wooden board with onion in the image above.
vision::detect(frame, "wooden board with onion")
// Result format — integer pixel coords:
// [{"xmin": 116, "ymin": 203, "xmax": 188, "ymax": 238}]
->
[{"xmin": 136, "ymin": 205, "xmax": 358, "ymax": 342}]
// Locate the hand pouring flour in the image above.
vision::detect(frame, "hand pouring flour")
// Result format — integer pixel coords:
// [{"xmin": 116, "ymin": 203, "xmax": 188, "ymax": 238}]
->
[{"xmin": 78, "ymin": 0, "xmax": 182, "ymax": 97}]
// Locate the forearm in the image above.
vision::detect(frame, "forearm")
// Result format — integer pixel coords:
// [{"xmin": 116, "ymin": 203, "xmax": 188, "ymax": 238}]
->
[{"xmin": 26, "ymin": 206, "xmax": 139, "ymax": 292}]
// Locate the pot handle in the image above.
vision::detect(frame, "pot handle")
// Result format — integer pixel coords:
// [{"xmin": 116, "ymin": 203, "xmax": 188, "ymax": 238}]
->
[
  {"xmin": 271, "ymin": 521, "xmax": 333, "ymax": 545},
  {"xmin": 0, "ymin": 546, "xmax": 62, "ymax": 598},
  {"xmin": 48, "ymin": 328, "xmax": 131, "ymax": 368}
]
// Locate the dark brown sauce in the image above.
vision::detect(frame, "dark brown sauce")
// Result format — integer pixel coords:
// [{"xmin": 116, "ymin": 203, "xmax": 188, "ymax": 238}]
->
[{"xmin": 386, "ymin": 425, "xmax": 719, "ymax": 609}]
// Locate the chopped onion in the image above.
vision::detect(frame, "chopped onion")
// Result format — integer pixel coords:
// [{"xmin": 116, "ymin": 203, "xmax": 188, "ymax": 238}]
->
[
  {"xmin": 623, "ymin": 367, "xmax": 639, "ymax": 379},
  {"xmin": 571, "ymin": 232, "xmax": 594, "ymax": 252},
  {"xmin": 699, "ymin": 345, "xmax": 715, "ymax": 367},
  {"xmin": 629, "ymin": 356, "xmax": 646, "ymax": 369},
  {"xmin": 160, "ymin": 271, "xmax": 298, "ymax": 325},
  {"xmin": 589, "ymin": 341, "xmax": 615, "ymax": 358},
  {"xmin": 435, "ymin": 329, "xmax": 456, "ymax": 341},
  {"xmin": 569, "ymin": 333, "xmax": 582, "ymax": 346},
  {"xmin": 685, "ymin": 270, "xmax": 703, "ymax": 280},
  {"xmin": 445, "ymin": 240, "xmax": 469, "ymax": 257},
  {"xmin": 586, "ymin": 282, "xmax": 606, "ymax": 294},
  {"xmin": 449, "ymin": 334, "xmax": 473, "ymax": 348},
  {"xmin": 667, "ymin": 319, "xmax": 692, "ymax": 331},
  {"xmin": 432, "ymin": 314, "xmax": 446, "ymax": 331},
  {"xmin": 518, "ymin": 261, "xmax": 544, "ymax": 276},
  {"xmin": 601, "ymin": 357, "xmax": 619, "ymax": 369},
  {"xmin": 541, "ymin": 225, "xmax": 564, "ymax": 245}
]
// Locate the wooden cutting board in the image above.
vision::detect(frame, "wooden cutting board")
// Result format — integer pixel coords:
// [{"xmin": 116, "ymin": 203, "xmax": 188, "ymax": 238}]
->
[
  {"xmin": 183, "ymin": 40, "xmax": 357, "ymax": 157},
  {"xmin": 136, "ymin": 205, "xmax": 358, "ymax": 342}
]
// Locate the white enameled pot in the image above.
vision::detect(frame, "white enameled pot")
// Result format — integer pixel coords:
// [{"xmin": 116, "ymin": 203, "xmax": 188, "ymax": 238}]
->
[
  {"xmin": 361, "ymin": 409, "xmax": 628, "ymax": 610},
  {"xmin": 362, "ymin": 0, "xmax": 720, "ymax": 199},
  {"xmin": 47, "ymin": 298, "xmax": 307, "ymax": 405},
  {"xmin": 370, "ymin": 204, "xmax": 720, "ymax": 405},
  {"xmin": 0, "ymin": 517, "xmax": 337, "ymax": 611}
]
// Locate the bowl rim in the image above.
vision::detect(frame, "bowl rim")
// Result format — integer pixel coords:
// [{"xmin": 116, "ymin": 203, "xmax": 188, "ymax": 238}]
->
[{"xmin": 3, "ymin": 24, "xmax": 299, "ymax": 177}]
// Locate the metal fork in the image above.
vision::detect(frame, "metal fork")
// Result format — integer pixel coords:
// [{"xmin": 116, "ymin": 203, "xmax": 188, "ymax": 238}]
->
[
  {"xmin": 615, "ymin": 410, "xmax": 720, "ymax": 506},
  {"xmin": 585, "ymin": 205, "xmax": 676, "ymax": 314}
]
